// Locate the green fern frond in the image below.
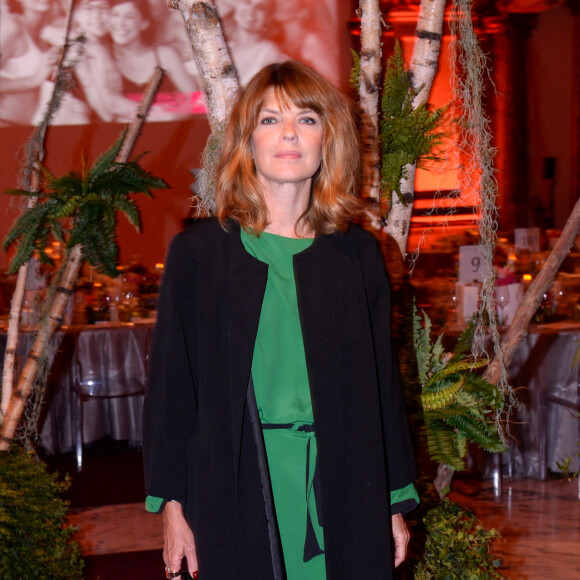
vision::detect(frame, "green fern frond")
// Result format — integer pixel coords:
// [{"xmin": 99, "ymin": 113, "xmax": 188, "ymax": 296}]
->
[
  {"xmin": 463, "ymin": 374, "xmax": 505, "ymax": 409},
  {"xmin": 51, "ymin": 221, "xmax": 64, "ymax": 244},
  {"xmin": 424, "ymin": 422, "xmax": 466, "ymax": 471},
  {"xmin": 111, "ymin": 198, "xmax": 141, "ymax": 230},
  {"xmin": 422, "ymin": 376, "xmax": 466, "ymax": 410},
  {"xmin": 50, "ymin": 197, "xmax": 80, "ymax": 219},
  {"xmin": 413, "ymin": 303, "xmax": 434, "ymax": 385},
  {"xmin": 451, "ymin": 318, "xmax": 477, "ymax": 361},
  {"xmin": 381, "ymin": 41, "xmax": 410, "ymax": 116},
  {"xmin": 90, "ymin": 132, "xmax": 125, "ymax": 181},
  {"xmin": 379, "ymin": 40, "xmax": 448, "ymax": 209},
  {"xmin": 48, "ymin": 173, "xmax": 84, "ymax": 199},
  {"xmin": 427, "ymin": 359, "xmax": 487, "ymax": 388},
  {"xmin": 5, "ymin": 210, "xmax": 51, "ymax": 273},
  {"xmin": 443, "ymin": 414, "xmax": 505, "ymax": 452},
  {"xmin": 349, "ymin": 49, "xmax": 361, "ymax": 92},
  {"xmin": 3, "ymin": 204, "xmax": 50, "ymax": 250},
  {"xmin": 80, "ymin": 218, "xmax": 118, "ymax": 277}
]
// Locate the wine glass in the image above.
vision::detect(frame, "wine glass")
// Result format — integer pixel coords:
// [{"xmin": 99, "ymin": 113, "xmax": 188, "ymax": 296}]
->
[{"xmin": 495, "ymin": 286, "xmax": 511, "ymax": 327}]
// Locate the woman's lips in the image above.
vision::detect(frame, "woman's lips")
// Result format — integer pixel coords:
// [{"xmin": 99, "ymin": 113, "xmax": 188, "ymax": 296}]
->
[{"xmin": 275, "ymin": 151, "xmax": 301, "ymax": 159}]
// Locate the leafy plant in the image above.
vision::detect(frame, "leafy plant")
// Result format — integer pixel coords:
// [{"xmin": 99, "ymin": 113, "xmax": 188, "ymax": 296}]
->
[
  {"xmin": 557, "ymin": 414, "xmax": 580, "ymax": 482},
  {"xmin": 3, "ymin": 134, "xmax": 167, "ymax": 277},
  {"xmin": 0, "ymin": 446, "xmax": 83, "ymax": 579},
  {"xmin": 380, "ymin": 40, "xmax": 448, "ymax": 207},
  {"xmin": 413, "ymin": 306, "xmax": 506, "ymax": 471},
  {"xmin": 414, "ymin": 498, "xmax": 503, "ymax": 579}
]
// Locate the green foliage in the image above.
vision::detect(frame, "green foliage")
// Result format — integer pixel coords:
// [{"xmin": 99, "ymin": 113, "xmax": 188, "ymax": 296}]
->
[
  {"xmin": 3, "ymin": 133, "xmax": 167, "ymax": 277},
  {"xmin": 557, "ymin": 418, "xmax": 579, "ymax": 482},
  {"xmin": 0, "ymin": 446, "xmax": 83, "ymax": 579},
  {"xmin": 380, "ymin": 40, "xmax": 448, "ymax": 207},
  {"xmin": 413, "ymin": 305, "xmax": 506, "ymax": 471},
  {"xmin": 349, "ymin": 49, "xmax": 361, "ymax": 92},
  {"xmin": 414, "ymin": 498, "xmax": 503, "ymax": 579}
]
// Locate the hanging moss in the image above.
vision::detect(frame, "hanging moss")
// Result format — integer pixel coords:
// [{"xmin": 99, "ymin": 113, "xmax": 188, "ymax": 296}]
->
[{"xmin": 0, "ymin": 446, "xmax": 83, "ymax": 579}]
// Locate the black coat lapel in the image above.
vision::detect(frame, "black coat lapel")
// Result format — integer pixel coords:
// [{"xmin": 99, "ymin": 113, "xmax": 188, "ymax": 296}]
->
[{"xmin": 226, "ymin": 225, "xmax": 268, "ymax": 487}]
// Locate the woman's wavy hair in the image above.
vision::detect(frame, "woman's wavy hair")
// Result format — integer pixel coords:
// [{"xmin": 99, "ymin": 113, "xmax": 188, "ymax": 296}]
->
[{"xmin": 215, "ymin": 61, "xmax": 364, "ymax": 235}]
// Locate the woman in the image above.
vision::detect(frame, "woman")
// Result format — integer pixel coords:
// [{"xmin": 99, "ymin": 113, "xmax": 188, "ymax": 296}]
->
[
  {"xmin": 72, "ymin": 0, "xmax": 200, "ymax": 122},
  {"xmin": 143, "ymin": 61, "xmax": 418, "ymax": 580},
  {"xmin": 0, "ymin": 0, "xmax": 57, "ymax": 125},
  {"xmin": 222, "ymin": 0, "xmax": 288, "ymax": 86},
  {"xmin": 108, "ymin": 0, "xmax": 198, "ymax": 99}
]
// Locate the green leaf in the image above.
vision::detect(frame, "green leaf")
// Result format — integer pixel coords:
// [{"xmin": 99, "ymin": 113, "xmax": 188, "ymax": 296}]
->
[{"xmin": 89, "ymin": 132, "xmax": 125, "ymax": 181}]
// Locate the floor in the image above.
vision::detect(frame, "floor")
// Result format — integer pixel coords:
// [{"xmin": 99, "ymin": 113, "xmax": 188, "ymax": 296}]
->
[{"xmin": 44, "ymin": 439, "xmax": 580, "ymax": 579}]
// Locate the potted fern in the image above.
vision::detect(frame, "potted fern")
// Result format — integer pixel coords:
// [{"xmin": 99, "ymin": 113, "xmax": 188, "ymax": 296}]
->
[{"xmin": 408, "ymin": 307, "xmax": 506, "ymax": 578}]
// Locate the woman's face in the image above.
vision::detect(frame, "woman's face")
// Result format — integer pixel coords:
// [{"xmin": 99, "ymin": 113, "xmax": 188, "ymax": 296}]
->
[
  {"xmin": 109, "ymin": 1, "xmax": 148, "ymax": 45},
  {"xmin": 234, "ymin": 0, "xmax": 267, "ymax": 32},
  {"xmin": 251, "ymin": 90, "xmax": 323, "ymax": 191},
  {"xmin": 80, "ymin": 0, "xmax": 110, "ymax": 39}
]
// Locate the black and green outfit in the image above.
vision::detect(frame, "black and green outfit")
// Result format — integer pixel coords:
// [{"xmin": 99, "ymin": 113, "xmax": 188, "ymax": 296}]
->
[
  {"xmin": 143, "ymin": 218, "xmax": 418, "ymax": 579},
  {"xmin": 146, "ymin": 228, "xmax": 418, "ymax": 579}
]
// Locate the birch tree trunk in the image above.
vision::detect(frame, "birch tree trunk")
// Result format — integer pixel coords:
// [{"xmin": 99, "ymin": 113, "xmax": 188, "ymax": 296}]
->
[
  {"xmin": 358, "ymin": 0, "xmax": 383, "ymax": 205},
  {"xmin": 1, "ymin": 0, "xmax": 77, "ymax": 419},
  {"xmin": 0, "ymin": 71, "xmax": 163, "ymax": 449},
  {"xmin": 384, "ymin": 0, "xmax": 447, "ymax": 257},
  {"xmin": 171, "ymin": 0, "xmax": 238, "ymax": 131},
  {"xmin": 484, "ymin": 197, "xmax": 580, "ymax": 385}
]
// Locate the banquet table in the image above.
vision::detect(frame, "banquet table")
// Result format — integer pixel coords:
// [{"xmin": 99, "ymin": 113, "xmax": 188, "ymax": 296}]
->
[
  {"xmin": 503, "ymin": 321, "xmax": 580, "ymax": 479},
  {"xmin": 0, "ymin": 321, "xmax": 154, "ymax": 455}
]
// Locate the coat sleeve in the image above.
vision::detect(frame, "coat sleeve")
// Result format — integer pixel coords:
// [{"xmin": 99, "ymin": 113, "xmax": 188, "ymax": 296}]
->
[
  {"xmin": 357, "ymin": 230, "xmax": 418, "ymax": 495},
  {"xmin": 142, "ymin": 231, "xmax": 198, "ymax": 504}
]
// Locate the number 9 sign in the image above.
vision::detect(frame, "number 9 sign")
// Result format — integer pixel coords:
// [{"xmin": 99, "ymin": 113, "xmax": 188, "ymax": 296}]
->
[{"xmin": 459, "ymin": 246, "xmax": 489, "ymax": 282}]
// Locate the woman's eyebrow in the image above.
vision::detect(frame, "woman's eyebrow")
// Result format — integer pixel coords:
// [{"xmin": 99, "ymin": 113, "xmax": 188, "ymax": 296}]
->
[{"xmin": 259, "ymin": 107, "xmax": 317, "ymax": 115}]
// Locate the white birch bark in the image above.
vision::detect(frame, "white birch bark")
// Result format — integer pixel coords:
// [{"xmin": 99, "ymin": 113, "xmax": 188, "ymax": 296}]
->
[
  {"xmin": 384, "ymin": 0, "xmax": 447, "ymax": 257},
  {"xmin": 358, "ymin": 0, "xmax": 383, "ymax": 204},
  {"xmin": 1, "ymin": 0, "xmax": 77, "ymax": 421},
  {"xmin": 171, "ymin": 0, "xmax": 239, "ymax": 131}
]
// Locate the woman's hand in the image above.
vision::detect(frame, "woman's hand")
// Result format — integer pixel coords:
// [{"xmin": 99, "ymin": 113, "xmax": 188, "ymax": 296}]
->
[
  {"xmin": 163, "ymin": 501, "xmax": 198, "ymax": 577},
  {"xmin": 391, "ymin": 512, "xmax": 410, "ymax": 568}
]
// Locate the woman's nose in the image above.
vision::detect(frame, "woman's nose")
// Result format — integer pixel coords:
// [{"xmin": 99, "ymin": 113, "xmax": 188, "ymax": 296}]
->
[{"xmin": 282, "ymin": 122, "xmax": 297, "ymax": 141}]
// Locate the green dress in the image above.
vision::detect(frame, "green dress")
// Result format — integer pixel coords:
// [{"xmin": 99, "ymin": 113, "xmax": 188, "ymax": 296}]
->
[{"xmin": 241, "ymin": 229, "xmax": 325, "ymax": 580}]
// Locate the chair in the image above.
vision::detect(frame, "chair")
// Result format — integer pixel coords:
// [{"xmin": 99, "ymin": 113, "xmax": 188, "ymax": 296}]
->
[
  {"xmin": 70, "ymin": 327, "xmax": 148, "ymax": 472},
  {"xmin": 71, "ymin": 372, "xmax": 145, "ymax": 472}
]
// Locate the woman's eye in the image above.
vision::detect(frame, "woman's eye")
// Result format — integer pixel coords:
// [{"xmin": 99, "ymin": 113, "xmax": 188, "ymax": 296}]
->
[
  {"xmin": 299, "ymin": 116, "xmax": 318, "ymax": 125},
  {"xmin": 260, "ymin": 117, "xmax": 277, "ymax": 125}
]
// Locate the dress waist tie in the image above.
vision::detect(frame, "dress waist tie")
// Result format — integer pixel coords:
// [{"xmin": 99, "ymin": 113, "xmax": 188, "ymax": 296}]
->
[{"xmin": 262, "ymin": 422, "xmax": 324, "ymax": 562}]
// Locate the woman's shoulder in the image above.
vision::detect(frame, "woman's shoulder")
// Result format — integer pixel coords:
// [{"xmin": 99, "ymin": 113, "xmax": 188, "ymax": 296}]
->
[
  {"xmin": 335, "ymin": 222, "xmax": 380, "ymax": 251},
  {"xmin": 176, "ymin": 216, "xmax": 239, "ymax": 247}
]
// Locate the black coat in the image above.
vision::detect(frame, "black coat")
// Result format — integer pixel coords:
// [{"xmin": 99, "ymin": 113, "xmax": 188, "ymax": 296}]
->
[{"xmin": 143, "ymin": 218, "xmax": 417, "ymax": 579}]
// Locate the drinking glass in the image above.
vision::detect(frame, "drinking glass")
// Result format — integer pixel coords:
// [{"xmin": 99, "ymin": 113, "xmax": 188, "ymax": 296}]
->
[{"xmin": 495, "ymin": 286, "xmax": 511, "ymax": 327}]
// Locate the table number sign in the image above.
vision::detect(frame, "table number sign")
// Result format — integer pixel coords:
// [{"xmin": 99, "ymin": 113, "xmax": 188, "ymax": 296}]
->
[
  {"xmin": 514, "ymin": 227, "xmax": 540, "ymax": 252},
  {"xmin": 459, "ymin": 245, "xmax": 489, "ymax": 282}
]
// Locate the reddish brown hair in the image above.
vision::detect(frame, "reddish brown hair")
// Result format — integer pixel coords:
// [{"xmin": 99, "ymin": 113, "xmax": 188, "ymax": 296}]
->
[{"xmin": 214, "ymin": 61, "xmax": 363, "ymax": 235}]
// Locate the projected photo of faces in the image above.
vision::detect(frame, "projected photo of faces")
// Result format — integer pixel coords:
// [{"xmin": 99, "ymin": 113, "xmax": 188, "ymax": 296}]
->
[{"xmin": 0, "ymin": 0, "xmax": 339, "ymax": 126}]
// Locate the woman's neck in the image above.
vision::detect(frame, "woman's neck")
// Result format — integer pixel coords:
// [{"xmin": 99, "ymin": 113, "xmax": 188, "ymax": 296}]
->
[
  {"xmin": 262, "ymin": 182, "xmax": 313, "ymax": 238},
  {"xmin": 114, "ymin": 38, "xmax": 147, "ymax": 61}
]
